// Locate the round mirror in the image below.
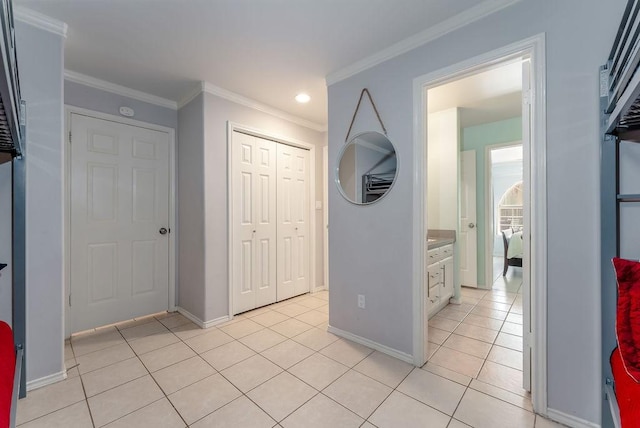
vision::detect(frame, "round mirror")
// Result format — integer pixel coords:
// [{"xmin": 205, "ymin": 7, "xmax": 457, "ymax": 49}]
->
[{"xmin": 336, "ymin": 131, "xmax": 398, "ymax": 204}]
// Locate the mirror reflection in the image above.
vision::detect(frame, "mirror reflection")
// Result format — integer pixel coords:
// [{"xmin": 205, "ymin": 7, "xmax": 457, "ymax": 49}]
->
[{"xmin": 336, "ymin": 131, "xmax": 397, "ymax": 204}]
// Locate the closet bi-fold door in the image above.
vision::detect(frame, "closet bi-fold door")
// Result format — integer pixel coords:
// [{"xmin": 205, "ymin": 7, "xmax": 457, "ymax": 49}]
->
[
  {"xmin": 277, "ymin": 143, "xmax": 310, "ymax": 300},
  {"xmin": 232, "ymin": 132, "xmax": 277, "ymax": 314}
]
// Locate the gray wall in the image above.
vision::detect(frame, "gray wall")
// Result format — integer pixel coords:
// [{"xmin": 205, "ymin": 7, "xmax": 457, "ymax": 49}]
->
[
  {"xmin": 0, "ymin": 162, "xmax": 11, "ymax": 326},
  {"xmin": 177, "ymin": 94, "xmax": 206, "ymax": 320},
  {"xmin": 327, "ymin": 0, "xmax": 625, "ymax": 424},
  {"xmin": 15, "ymin": 20, "xmax": 65, "ymax": 383},
  {"xmin": 65, "ymin": 80, "xmax": 178, "ymax": 130},
  {"xmin": 202, "ymin": 92, "xmax": 326, "ymax": 322}
]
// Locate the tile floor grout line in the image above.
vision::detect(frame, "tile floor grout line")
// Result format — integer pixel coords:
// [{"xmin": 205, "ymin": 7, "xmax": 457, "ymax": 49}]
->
[
  {"xmin": 317, "ymin": 390, "xmax": 373, "ymax": 424},
  {"xmin": 15, "ymin": 398, "xmax": 90, "ymax": 428},
  {"xmin": 361, "ymin": 365, "xmax": 419, "ymax": 426},
  {"xmin": 98, "ymin": 397, "xmax": 168, "ymax": 428},
  {"xmin": 144, "ymin": 363, "xmax": 191, "ymax": 427},
  {"xmin": 446, "ymin": 382, "xmax": 469, "ymax": 426},
  {"xmin": 79, "ymin": 326, "xmax": 130, "ymax": 428},
  {"xmin": 467, "ymin": 378, "xmax": 532, "ymax": 406},
  {"xmin": 79, "ymin": 328, "xmax": 165, "ymax": 427},
  {"xmin": 245, "ymin": 383, "xmax": 319, "ymax": 425}
]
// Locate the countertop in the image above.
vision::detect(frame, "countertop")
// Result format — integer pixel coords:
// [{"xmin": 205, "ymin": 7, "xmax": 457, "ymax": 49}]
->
[
  {"xmin": 427, "ymin": 229, "xmax": 456, "ymax": 249},
  {"xmin": 427, "ymin": 237, "xmax": 455, "ymax": 249}
]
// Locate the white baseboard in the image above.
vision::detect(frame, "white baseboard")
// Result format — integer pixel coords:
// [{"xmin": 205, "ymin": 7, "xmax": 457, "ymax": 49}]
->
[
  {"xmin": 545, "ymin": 408, "xmax": 600, "ymax": 428},
  {"xmin": 177, "ymin": 307, "xmax": 230, "ymax": 329},
  {"xmin": 27, "ymin": 370, "xmax": 67, "ymax": 391},
  {"xmin": 327, "ymin": 325, "xmax": 414, "ymax": 364},
  {"xmin": 312, "ymin": 285, "xmax": 327, "ymax": 293}
]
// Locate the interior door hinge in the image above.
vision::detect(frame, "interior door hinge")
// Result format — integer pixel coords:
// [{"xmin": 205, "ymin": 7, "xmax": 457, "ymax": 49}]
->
[
  {"xmin": 523, "ymin": 89, "xmax": 532, "ymax": 106},
  {"xmin": 525, "ymin": 331, "xmax": 533, "ymax": 350},
  {"xmin": 68, "ymin": 293, "xmax": 71, "ymax": 306},
  {"xmin": 68, "ymin": 131, "xmax": 72, "ymax": 144}
]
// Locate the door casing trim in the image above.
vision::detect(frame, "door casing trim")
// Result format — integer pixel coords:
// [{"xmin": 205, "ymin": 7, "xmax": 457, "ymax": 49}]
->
[{"xmin": 411, "ymin": 33, "xmax": 547, "ymax": 414}]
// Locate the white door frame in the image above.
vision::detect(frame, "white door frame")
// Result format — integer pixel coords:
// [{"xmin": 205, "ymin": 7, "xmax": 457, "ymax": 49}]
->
[
  {"xmin": 484, "ymin": 141, "xmax": 522, "ymax": 289},
  {"xmin": 227, "ymin": 122, "xmax": 316, "ymax": 316},
  {"xmin": 412, "ymin": 34, "xmax": 547, "ymax": 413},
  {"xmin": 64, "ymin": 106, "xmax": 177, "ymax": 337},
  {"xmin": 323, "ymin": 145, "xmax": 329, "ymax": 290},
  {"xmin": 460, "ymin": 149, "xmax": 478, "ymax": 288}
]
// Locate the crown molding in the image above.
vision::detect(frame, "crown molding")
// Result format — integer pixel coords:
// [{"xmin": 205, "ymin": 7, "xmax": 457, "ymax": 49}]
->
[
  {"xmin": 64, "ymin": 70, "xmax": 178, "ymax": 110},
  {"xmin": 177, "ymin": 83, "xmax": 204, "ymax": 109},
  {"xmin": 326, "ymin": 0, "xmax": 522, "ymax": 86},
  {"xmin": 14, "ymin": 7, "xmax": 68, "ymax": 38},
  {"xmin": 181, "ymin": 81, "xmax": 326, "ymax": 132}
]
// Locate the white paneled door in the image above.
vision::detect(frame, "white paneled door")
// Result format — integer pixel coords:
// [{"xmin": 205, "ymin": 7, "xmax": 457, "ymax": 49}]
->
[
  {"xmin": 70, "ymin": 113, "xmax": 170, "ymax": 332},
  {"xmin": 277, "ymin": 143, "xmax": 310, "ymax": 301},
  {"xmin": 460, "ymin": 149, "xmax": 478, "ymax": 287},
  {"xmin": 232, "ymin": 132, "xmax": 278, "ymax": 314},
  {"xmin": 231, "ymin": 131, "xmax": 310, "ymax": 314}
]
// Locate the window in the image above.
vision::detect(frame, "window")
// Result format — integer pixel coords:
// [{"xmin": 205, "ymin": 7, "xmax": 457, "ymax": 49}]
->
[{"xmin": 497, "ymin": 181, "xmax": 523, "ymax": 232}]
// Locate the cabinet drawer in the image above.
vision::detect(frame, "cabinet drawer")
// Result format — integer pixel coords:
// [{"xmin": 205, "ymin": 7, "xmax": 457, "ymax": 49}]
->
[
  {"xmin": 427, "ymin": 265, "xmax": 441, "ymax": 288},
  {"xmin": 428, "ymin": 270, "xmax": 441, "ymax": 284},
  {"xmin": 427, "ymin": 248, "xmax": 441, "ymax": 264},
  {"xmin": 441, "ymin": 244, "xmax": 453, "ymax": 258},
  {"xmin": 428, "ymin": 285, "xmax": 440, "ymax": 300}
]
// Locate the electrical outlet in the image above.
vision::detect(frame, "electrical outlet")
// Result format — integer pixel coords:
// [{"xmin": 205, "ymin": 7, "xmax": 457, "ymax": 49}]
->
[{"xmin": 357, "ymin": 294, "xmax": 365, "ymax": 309}]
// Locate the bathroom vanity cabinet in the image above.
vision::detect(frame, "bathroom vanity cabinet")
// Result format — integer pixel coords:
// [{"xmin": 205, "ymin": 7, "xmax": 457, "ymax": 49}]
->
[{"xmin": 426, "ymin": 243, "xmax": 454, "ymax": 317}]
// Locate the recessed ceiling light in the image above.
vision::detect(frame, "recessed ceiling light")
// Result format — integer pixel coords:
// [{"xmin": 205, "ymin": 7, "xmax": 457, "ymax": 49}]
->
[{"xmin": 295, "ymin": 93, "xmax": 311, "ymax": 103}]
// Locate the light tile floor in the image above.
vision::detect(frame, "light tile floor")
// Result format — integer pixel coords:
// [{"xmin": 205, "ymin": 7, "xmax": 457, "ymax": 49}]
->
[{"xmin": 17, "ymin": 283, "xmax": 565, "ymax": 428}]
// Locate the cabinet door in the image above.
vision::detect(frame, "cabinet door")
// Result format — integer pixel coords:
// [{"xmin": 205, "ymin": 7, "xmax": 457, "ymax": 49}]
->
[
  {"xmin": 427, "ymin": 263, "xmax": 441, "ymax": 289},
  {"xmin": 441, "ymin": 256, "xmax": 454, "ymax": 299},
  {"xmin": 427, "ymin": 263, "xmax": 441, "ymax": 317}
]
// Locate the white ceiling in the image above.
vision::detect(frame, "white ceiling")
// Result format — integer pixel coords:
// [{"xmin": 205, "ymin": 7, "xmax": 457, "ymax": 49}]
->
[
  {"xmin": 428, "ymin": 60, "xmax": 522, "ymax": 127},
  {"xmin": 15, "ymin": 0, "xmax": 518, "ymax": 129}
]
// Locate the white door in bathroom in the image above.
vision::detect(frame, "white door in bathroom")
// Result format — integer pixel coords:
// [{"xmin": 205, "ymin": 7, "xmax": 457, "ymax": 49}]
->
[{"xmin": 460, "ymin": 150, "xmax": 478, "ymax": 287}]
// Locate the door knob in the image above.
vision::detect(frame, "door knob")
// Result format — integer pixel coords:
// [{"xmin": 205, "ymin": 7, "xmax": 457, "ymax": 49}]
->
[
  {"xmin": 468, "ymin": 223, "xmax": 475, "ymax": 229},
  {"xmin": 159, "ymin": 227, "xmax": 168, "ymax": 235}
]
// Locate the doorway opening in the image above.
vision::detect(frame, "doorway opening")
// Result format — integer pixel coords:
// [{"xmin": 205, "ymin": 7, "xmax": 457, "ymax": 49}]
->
[
  {"xmin": 487, "ymin": 144, "xmax": 523, "ymax": 284},
  {"xmin": 412, "ymin": 35, "xmax": 547, "ymax": 414}
]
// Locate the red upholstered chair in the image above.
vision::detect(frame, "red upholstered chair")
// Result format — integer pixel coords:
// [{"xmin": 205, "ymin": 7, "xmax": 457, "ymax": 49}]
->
[{"xmin": 0, "ymin": 321, "xmax": 15, "ymax": 428}]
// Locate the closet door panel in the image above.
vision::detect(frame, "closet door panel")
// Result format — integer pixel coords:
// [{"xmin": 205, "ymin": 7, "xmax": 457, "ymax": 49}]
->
[
  {"xmin": 254, "ymin": 137, "xmax": 277, "ymax": 307},
  {"xmin": 277, "ymin": 146, "xmax": 296, "ymax": 301},
  {"xmin": 277, "ymin": 144, "xmax": 310, "ymax": 300},
  {"xmin": 232, "ymin": 132, "xmax": 256, "ymax": 313},
  {"xmin": 292, "ymin": 148, "xmax": 310, "ymax": 296},
  {"xmin": 232, "ymin": 132, "xmax": 277, "ymax": 314}
]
